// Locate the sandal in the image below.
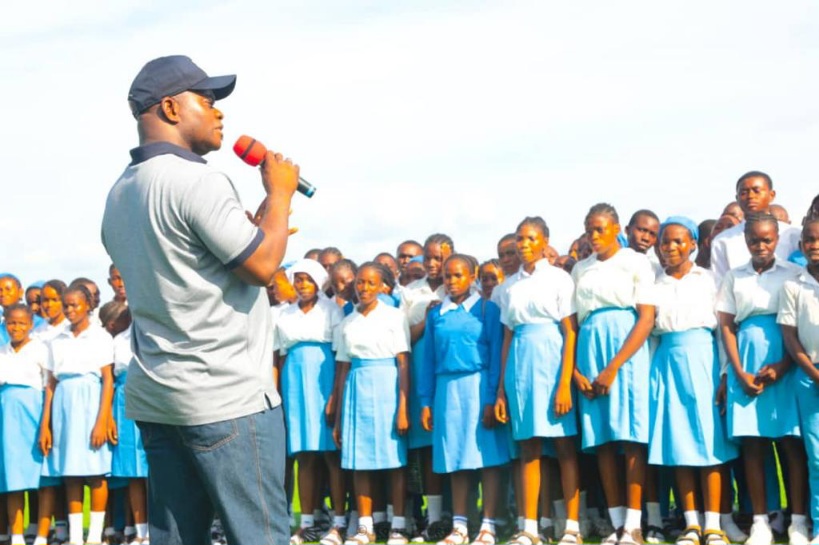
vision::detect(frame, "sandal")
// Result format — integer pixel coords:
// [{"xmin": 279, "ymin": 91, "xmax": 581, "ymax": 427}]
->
[
  {"xmin": 508, "ymin": 531, "xmax": 542, "ymax": 545},
  {"xmin": 677, "ymin": 526, "xmax": 702, "ymax": 545},
  {"xmin": 470, "ymin": 529, "xmax": 496, "ymax": 544},
  {"xmin": 557, "ymin": 530, "xmax": 583, "ymax": 545},
  {"xmin": 702, "ymin": 530, "xmax": 728, "ymax": 545},
  {"xmin": 437, "ymin": 526, "xmax": 469, "ymax": 544}
]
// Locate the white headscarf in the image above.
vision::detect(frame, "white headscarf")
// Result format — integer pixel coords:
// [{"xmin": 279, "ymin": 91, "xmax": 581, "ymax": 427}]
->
[{"xmin": 285, "ymin": 258, "xmax": 329, "ymax": 291}]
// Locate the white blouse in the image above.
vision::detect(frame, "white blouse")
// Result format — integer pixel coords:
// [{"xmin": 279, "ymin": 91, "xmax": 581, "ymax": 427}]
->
[
  {"xmin": 496, "ymin": 260, "xmax": 575, "ymax": 328},
  {"xmin": 275, "ymin": 297, "xmax": 343, "ymax": 355},
  {"xmin": 716, "ymin": 260, "xmax": 801, "ymax": 323},
  {"xmin": 399, "ymin": 277, "xmax": 447, "ymax": 327},
  {"xmin": 653, "ymin": 266, "xmax": 718, "ymax": 334},
  {"xmin": 777, "ymin": 270, "xmax": 819, "ymax": 363},
  {"xmin": 335, "ymin": 301, "xmax": 410, "ymax": 361},
  {"xmin": 113, "ymin": 328, "xmax": 133, "ymax": 377},
  {"xmin": 47, "ymin": 324, "xmax": 113, "ymax": 378},
  {"xmin": 710, "ymin": 220, "xmax": 802, "ymax": 282},
  {"xmin": 0, "ymin": 340, "xmax": 48, "ymax": 390},
  {"xmin": 572, "ymin": 248, "xmax": 657, "ymax": 324},
  {"xmin": 32, "ymin": 319, "xmax": 70, "ymax": 343}
]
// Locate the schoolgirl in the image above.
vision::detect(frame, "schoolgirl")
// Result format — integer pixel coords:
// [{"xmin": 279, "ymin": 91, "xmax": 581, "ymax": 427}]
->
[
  {"xmin": 778, "ymin": 215, "xmax": 819, "ymax": 542},
  {"xmin": 399, "ymin": 234, "xmax": 455, "ymax": 539},
  {"xmin": 717, "ymin": 213, "xmax": 808, "ymax": 545},
  {"xmin": 648, "ymin": 217, "xmax": 739, "ymax": 545},
  {"xmin": 99, "ymin": 301, "xmax": 149, "ymax": 544},
  {"xmin": 478, "ymin": 259, "xmax": 504, "ymax": 301},
  {"xmin": 0, "ymin": 304, "xmax": 55, "ymax": 545},
  {"xmin": 571, "ymin": 203, "xmax": 656, "ymax": 545},
  {"xmin": 419, "ymin": 254, "xmax": 510, "ymax": 544},
  {"xmin": 275, "ymin": 259, "xmax": 347, "ymax": 545},
  {"xmin": 33, "ymin": 280, "xmax": 70, "ymax": 343},
  {"xmin": 334, "ymin": 263, "xmax": 411, "ymax": 545},
  {"xmin": 40, "ymin": 285, "xmax": 115, "ymax": 545},
  {"xmin": 494, "ymin": 217, "xmax": 581, "ymax": 545}
]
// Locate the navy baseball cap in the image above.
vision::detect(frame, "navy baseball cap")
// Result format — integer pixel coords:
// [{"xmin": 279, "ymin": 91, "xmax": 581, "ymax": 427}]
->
[{"xmin": 128, "ymin": 55, "xmax": 236, "ymax": 116}]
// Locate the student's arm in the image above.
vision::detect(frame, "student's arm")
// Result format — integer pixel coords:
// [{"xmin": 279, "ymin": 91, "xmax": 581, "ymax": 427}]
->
[
  {"xmin": 273, "ymin": 350, "xmax": 284, "ymax": 394},
  {"xmin": 555, "ymin": 314, "xmax": 579, "ymax": 416},
  {"xmin": 92, "ymin": 364, "xmax": 116, "ymax": 448},
  {"xmin": 39, "ymin": 372, "xmax": 56, "ymax": 456},
  {"xmin": 325, "ymin": 356, "xmax": 340, "ymax": 427},
  {"xmin": 395, "ymin": 351, "xmax": 410, "ymax": 435},
  {"xmin": 494, "ymin": 326, "xmax": 513, "ymax": 424},
  {"xmin": 757, "ymin": 350, "xmax": 794, "ymax": 384},
  {"xmin": 782, "ymin": 326, "xmax": 819, "ymax": 384},
  {"xmin": 592, "ymin": 304, "xmax": 655, "ymax": 396},
  {"xmin": 483, "ymin": 304, "xmax": 503, "ymax": 429},
  {"xmin": 232, "ymin": 153, "xmax": 299, "ymax": 286},
  {"xmin": 332, "ymin": 360, "xmax": 351, "ymax": 449},
  {"xmin": 719, "ymin": 312, "xmax": 763, "ymax": 396}
]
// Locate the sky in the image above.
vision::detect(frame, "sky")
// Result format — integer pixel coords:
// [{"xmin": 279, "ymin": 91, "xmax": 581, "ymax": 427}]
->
[{"xmin": 1, "ymin": 1, "xmax": 817, "ymax": 297}]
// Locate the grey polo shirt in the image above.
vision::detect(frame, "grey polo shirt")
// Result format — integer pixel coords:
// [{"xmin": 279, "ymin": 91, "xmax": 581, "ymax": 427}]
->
[{"xmin": 101, "ymin": 142, "xmax": 279, "ymax": 426}]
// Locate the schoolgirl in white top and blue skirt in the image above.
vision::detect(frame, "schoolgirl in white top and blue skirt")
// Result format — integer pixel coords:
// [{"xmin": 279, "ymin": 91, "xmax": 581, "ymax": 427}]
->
[
  {"xmin": 717, "ymin": 213, "xmax": 809, "ymax": 545},
  {"xmin": 571, "ymin": 203, "xmax": 656, "ymax": 545},
  {"xmin": 649, "ymin": 217, "xmax": 739, "ymax": 545},
  {"xmin": 494, "ymin": 217, "xmax": 582, "ymax": 545},
  {"xmin": 334, "ymin": 262, "xmax": 412, "ymax": 545},
  {"xmin": 778, "ymin": 215, "xmax": 819, "ymax": 542},
  {"xmin": 275, "ymin": 259, "xmax": 348, "ymax": 544},
  {"xmin": 40, "ymin": 285, "xmax": 115, "ymax": 545},
  {"xmin": 0, "ymin": 304, "xmax": 57, "ymax": 545},
  {"xmin": 418, "ymin": 254, "xmax": 509, "ymax": 545}
]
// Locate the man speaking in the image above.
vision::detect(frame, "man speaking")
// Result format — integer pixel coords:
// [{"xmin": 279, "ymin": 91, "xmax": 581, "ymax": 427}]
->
[{"xmin": 102, "ymin": 55, "xmax": 296, "ymax": 544}]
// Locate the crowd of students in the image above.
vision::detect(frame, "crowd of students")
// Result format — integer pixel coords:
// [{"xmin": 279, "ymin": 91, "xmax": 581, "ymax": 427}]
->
[{"xmin": 1, "ymin": 170, "xmax": 818, "ymax": 545}]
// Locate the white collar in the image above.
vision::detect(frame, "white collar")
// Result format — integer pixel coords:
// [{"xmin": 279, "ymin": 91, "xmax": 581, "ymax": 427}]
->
[
  {"xmin": 796, "ymin": 269, "xmax": 819, "ymax": 288},
  {"xmin": 439, "ymin": 292, "xmax": 482, "ymax": 315},
  {"xmin": 738, "ymin": 258, "xmax": 790, "ymax": 276},
  {"xmin": 516, "ymin": 259, "xmax": 552, "ymax": 278}
]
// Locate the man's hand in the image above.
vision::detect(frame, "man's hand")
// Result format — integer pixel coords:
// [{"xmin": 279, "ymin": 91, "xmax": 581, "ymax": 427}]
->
[{"xmin": 260, "ymin": 151, "xmax": 300, "ymax": 199}]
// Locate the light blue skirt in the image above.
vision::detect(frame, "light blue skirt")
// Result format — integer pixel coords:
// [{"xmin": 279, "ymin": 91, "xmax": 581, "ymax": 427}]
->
[
  {"xmin": 111, "ymin": 372, "xmax": 149, "ymax": 478},
  {"xmin": 281, "ymin": 342, "xmax": 337, "ymax": 455},
  {"xmin": 432, "ymin": 370, "xmax": 510, "ymax": 473},
  {"xmin": 505, "ymin": 322, "xmax": 577, "ymax": 441},
  {"xmin": 341, "ymin": 358, "xmax": 407, "ymax": 470},
  {"xmin": 409, "ymin": 335, "xmax": 433, "ymax": 450},
  {"xmin": 577, "ymin": 308, "xmax": 650, "ymax": 451},
  {"xmin": 0, "ymin": 385, "xmax": 47, "ymax": 492},
  {"xmin": 727, "ymin": 314, "xmax": 801, "ymax": 439},
  {"xmin": 648, "ymin": 329, "xmax": 739, "ymax": 466},
  {"xmin": 43, "ymin": 374, "xmax": 112, "ymax": 477}
]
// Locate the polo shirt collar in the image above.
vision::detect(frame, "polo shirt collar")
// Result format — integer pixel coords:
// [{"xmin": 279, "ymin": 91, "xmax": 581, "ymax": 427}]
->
[
  {"xmin": 439, "ymin": 292, "xmax": 481, "ymax": 315},
  {"xmin": 129, "ymin": 142, "xmax": 207, "ymax": 166}
]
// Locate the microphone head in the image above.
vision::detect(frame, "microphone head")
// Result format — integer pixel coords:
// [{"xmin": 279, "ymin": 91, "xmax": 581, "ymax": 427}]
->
[{"xmin": 233, "ymin": 135, "xmax": 267, "ymax": 167}]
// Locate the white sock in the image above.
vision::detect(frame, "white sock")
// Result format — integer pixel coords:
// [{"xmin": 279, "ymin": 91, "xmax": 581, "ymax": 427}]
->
[
  {"xmin": 333, "ymin": 516, "xmax": 347, "ymax": 529},
  {"xmin": 540, "ymin": 517, "xmax": 554, "ymax": 529},
  {"xmin": 136, "ymin": 523, "xmax": 149, "ymax": 539},
  {"xmin": 608, "ymin": 506, "xmax": 626, "ymax": 530},
  {"xmin": 792, "ymin": 514, "xmax": 808, "ymax": 527},
  {"xmin": 554, "ymin": 499, "xmax": 568, "ymax": 519},
  {"xmin": 359, "ymin": 516, "xmax": 374, "ymax": 533},
  {"xmin": 566, "ymin": 519, "xmax": 580, "ymax": 533},
  {"xmin": 646, "ymin": 502, "xmax": 662, "ymax": 528},
  {"xmin": 87, "ymin": 511, "xmax": 106, "ymax": 544},
  {"xmin": 301, "ymin": 514, "xmax": 315, "ymax": 529},
  {"xmin": 480, "ymin": 518, "xmax": 496, "ymax": 534},
  {"xmin": 391, "ymin": 516, "xmax": 406, "ymax": 530},
  {"xmin": 373, "ymin": 511, "xmax": 387, "ymax": 524},
  {"xmin": 579, "ymin": 491, "xmax": 588, "ymax": 518},
  {"xmin": 33, "ymin": 538, "xmax": 48, "ymax": 545},
  {"xmin": 684, "ymin": 510, "xmax": 699, "ymax": 528},
  {"xmin": 11, "ymin": 535, "xmax": 25, "ymax": 545},
  {"xmin": 427, "ymin": 495, "xmax": 443, "ymax": 523},
  {"xmin": 124, "ymin": 525, "xmax": 136, "ymax": 537},
  {"xmin": 453, "ymin": 516, "xmax": 468, "ymax": 532},
  {"xmin": 525, "ymin": 519, "xmax": 538, "ymax": 536},
  {"xmin": 624, "ymin": 508, "xmax": 642, "ymax": 532},
  {"xmin": 68, "ymin": 513, "xmax": 84, "ymax": 545},
  {"xmin": 104, "ymin": 526, "xmax": 116, "ymax": 537},
  {"xmin": 518, "ymin": 516, "xmax": 525, "ymax": 531},
  {"xmin": 753, "ymin": 514, "xmax": 770, "ymax": 526},
  {"xmin": 705, "ymin": 511, "xmax": 721, "ymax": 532}
]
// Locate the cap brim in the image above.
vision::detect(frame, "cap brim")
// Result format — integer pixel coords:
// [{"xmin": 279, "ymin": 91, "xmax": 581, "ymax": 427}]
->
[{"xmin": 191, "ymin": 74, "xmax": 236, "ymax": 101}]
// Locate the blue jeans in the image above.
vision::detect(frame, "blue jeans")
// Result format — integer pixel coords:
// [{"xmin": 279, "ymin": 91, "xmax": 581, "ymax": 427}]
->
[{"xmin": 138, "ymin": 406, "xmax": 289, "ymax": 545}]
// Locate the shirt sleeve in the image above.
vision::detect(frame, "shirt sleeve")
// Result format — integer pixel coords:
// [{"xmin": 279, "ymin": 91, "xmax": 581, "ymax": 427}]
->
[
  {"xmin": 633, "ymin": 254, "xmax": 657, "ymax": 306},
  {"xmin": 182, "ymin": 172, "xmax": 263, "ymax": 268},
  {"xmin": 715, "ymin": 271, "xmax": 738, "ymax": 315},
  {"xmin": 335, "ymin": 321, "xmax": 351, "ymax": 362},
  {"xmin": 777, "ymin": 280, "xmax": 799, "ymax": 327},
  {"xmin": 556, "ymin": 272, "xmax": 577, "ymax": 319},
  {"xmin": 711, "ymin": 236, "xmax": 729, "ymax": 283},
  {"xmin": 394, "ymin": 311, "xmax": 411, "ymax": 354}
]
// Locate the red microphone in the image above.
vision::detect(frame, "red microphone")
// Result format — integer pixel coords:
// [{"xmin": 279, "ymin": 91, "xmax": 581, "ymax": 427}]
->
[{"xmin": 233, "ymin": 135, "xmax": 316, "ymax": 198}]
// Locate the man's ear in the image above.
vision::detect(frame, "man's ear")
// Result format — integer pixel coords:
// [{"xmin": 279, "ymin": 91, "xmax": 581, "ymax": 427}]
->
[{"xmin": 158, "ymin": 96, "xmax": 182, "ymax": 123}]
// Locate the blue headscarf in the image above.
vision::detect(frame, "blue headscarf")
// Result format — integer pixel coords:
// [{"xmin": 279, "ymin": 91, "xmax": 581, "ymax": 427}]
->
[
  {"xmin": 409, "ymin": 255, "xmax": 424, "ymax": 264},
  {"xmin": 659, "ymin": 216, "xmax": 699, "ymax": 243}
]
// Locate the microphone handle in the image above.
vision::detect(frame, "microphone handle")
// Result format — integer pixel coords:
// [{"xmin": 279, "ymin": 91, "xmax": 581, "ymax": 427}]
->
[{"xmin": 298, "ymin": 176, "xmax": 316, "ymax": 198}]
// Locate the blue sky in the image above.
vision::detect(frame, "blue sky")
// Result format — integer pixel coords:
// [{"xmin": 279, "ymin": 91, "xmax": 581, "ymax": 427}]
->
[{"xmin": 1, "ymin": 1, "xmax": 818, "ymax": 296}]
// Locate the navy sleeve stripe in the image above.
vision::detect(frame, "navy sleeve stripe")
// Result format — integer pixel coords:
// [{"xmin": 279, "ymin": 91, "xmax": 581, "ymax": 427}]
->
[{"xmin": 226, "ymin": 229, "xmax": 265, "ymax": 270}]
